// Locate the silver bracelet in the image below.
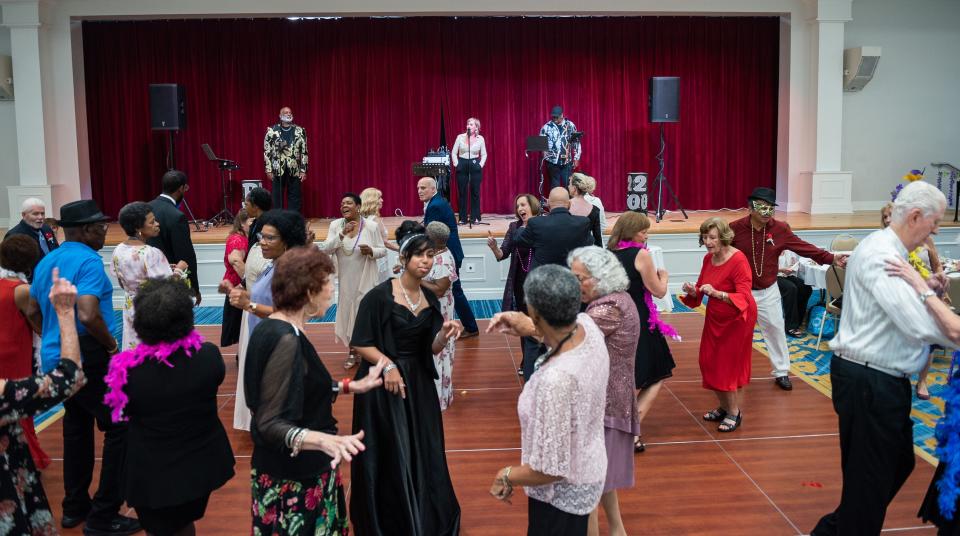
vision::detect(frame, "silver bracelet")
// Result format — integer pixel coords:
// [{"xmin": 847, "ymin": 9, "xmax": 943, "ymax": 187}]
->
[
  {"xmin": 383, "ymin": 363, "xmax": 398, "ymax": 375},
  {"xmin": 284, "ymin": 427, "xmax": 301, "ymax": 449},
  {"xmin": 290, "ymin": 428, "xmax": 307, "ymax": 458}
]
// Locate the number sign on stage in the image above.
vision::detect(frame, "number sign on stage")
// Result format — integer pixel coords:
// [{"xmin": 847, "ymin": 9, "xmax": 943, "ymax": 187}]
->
[{"xmin": 627, "ymin": 172, "xmax": 648, "ymax": 213}]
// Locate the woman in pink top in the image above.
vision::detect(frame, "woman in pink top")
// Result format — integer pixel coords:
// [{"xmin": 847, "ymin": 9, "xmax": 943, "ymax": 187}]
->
[{"xmin": 487, "ymin": 265, "xmax": 609, "ymax": 535}]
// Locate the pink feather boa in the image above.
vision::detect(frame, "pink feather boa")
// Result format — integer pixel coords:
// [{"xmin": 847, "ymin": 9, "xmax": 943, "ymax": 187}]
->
[
  {"xmin": 103, "ymin": 330, "xmax": 204, "ymax": 423},
  {"xmin": 617, "ymin": 240, "xmax": 681, "ymax": 341}
]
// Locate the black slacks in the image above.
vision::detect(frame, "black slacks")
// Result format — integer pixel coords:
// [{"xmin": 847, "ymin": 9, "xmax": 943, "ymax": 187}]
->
[
  {"xmin": 456, "ymin": 159, "xmax": 483, "ymax": 223},
  {"xmin": 271, "ymin": 173, "xmax": 302, "ymax": 213},
  {"xmin": 777, "ymin": 275, "xmax": 813, "ymax": 331},
  {"xmin": 811, "ymin": 355, "xmax": 915, "ymax": 536},
  {"xmin": 62, "ymin": 335, "xmax": 128, "ymax": 524},
  {"xmin": 546, "ymin": 161, "xmax": 573, "ymax": 190},
  {"xmin": 452, "ymin": 256, "xmax": 479, "ymax": 334}
]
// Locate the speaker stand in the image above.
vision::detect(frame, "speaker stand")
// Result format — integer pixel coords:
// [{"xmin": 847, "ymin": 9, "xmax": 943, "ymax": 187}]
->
[{"xmin": 653, "ymin": 123, "xmax": 688, "ymax": 223}]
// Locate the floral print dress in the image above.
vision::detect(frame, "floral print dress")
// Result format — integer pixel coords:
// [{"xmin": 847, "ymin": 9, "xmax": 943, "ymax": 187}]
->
[
  {"xmin": 111, "ymin": 243, "xmax": 175, "ymax": 350},
  {"xmin": 426, "ymin": 249, "xmax": 458, "ymax": 410},
  {"xmin": 0, "ymin": 360, "xmax": 85, "ymax": 535}
]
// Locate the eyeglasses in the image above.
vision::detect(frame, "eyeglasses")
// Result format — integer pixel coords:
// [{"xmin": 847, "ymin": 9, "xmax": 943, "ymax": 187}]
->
[{"xmin": 257, "ymin": 232, "xmax": 280, "ymax": 243}]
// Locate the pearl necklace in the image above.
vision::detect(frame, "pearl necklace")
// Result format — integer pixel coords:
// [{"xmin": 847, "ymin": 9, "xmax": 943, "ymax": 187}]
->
[
  {"xmin": 399, "ymin": 281, "xmax": 422, "ymax": 312},
  {"xmin": 750, "ymin": 223, "xmax": 766, "ymax": 278}
]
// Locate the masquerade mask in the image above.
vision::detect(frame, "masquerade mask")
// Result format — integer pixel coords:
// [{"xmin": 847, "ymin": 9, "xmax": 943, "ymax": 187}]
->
[{"xmin": 751, "ymin": 200, "xmax": 775, "ymax": 217}]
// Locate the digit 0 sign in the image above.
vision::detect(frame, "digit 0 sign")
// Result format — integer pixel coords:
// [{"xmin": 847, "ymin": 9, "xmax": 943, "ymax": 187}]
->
[{"xmin": 626, "ymin": 172, "xmax": 648, "ymax": 213}]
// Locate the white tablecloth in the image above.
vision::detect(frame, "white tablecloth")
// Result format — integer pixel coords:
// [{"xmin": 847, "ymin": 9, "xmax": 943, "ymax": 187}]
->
[
  {"xmin": 648, "ymin": 245, "xmax": 673, "ymax": 312},
  {"xmin": 796, "ymin": 260, "xmax": 829, "ymax": 290}
]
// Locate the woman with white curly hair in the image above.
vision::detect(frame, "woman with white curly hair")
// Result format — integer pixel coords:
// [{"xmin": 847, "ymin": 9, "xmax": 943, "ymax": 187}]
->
[{"xmin": 567, "ymin": 246, "xmax": 640, "ymax": 536}]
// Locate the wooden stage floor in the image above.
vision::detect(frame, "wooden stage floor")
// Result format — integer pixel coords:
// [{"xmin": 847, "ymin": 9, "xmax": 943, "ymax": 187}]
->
[
  {"xmin": 85, "ymin": 208, "xmax": 955, "ymax": 246},
  {"xmin": 37, "ymin": 313, "xmax": 938, "ymax": 535}
]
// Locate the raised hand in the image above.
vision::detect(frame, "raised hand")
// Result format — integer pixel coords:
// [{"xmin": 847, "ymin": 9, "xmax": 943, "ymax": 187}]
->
[
  {"xmin": 322, "ymin": 430, "xmax": 365, "ymax": 469},
  {"xmin": 486, "ymin": 231, "xmax": 497, "ymax": 250},
  {"xmin": 49, "ymin": 268, "xmax": 78, "ymax": 314},
  {"xmin": 681, "ymin": 282, "xmax": 697, "ymax": 297},
  {"xmin": 352, "ymin": 359, "xmax": 386, "ymax": 394}
]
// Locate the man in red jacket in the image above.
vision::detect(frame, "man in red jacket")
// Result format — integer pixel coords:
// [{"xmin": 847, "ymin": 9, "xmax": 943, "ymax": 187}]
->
[{"xmin": 730, "ymin": 187, "xmax": 848, "ymax": 391}]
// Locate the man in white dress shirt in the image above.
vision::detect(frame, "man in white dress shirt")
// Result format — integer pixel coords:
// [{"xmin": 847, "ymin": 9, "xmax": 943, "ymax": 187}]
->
[{"xmin": 812, "ymin": 181, "xmax": 950, "ymax": 535}]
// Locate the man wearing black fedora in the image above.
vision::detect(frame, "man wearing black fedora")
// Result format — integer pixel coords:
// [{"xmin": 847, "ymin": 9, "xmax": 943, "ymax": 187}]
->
[
  {"xmin": 28, "ymin": 199, "xmax": 140, "ymax": 535},
  {"xmin": 730, "ymin": 187, "xmax": 848, "ymax": 391}
]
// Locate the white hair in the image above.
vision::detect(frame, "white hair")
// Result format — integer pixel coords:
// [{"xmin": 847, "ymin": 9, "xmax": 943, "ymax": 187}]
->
[
  {"xmin": 568, "ymin": 246, "xmax": 629, "ymax": 297},
  {"xmin": 20, "ymin": 198, "xmax": 45, "ymax": 214},
  {"xmin": 891, "ymin": 181, "xmax": 946, "ymax": 224}
]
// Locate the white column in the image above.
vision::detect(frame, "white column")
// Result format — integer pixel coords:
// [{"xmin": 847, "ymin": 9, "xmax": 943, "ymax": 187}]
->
[
  {"xmin": 2, "ymin": 1, "xmax": 53, "ymax": 219},
  {"xmin": 808, "ymin": 0, "xmax": 853, "ymax": 214}
]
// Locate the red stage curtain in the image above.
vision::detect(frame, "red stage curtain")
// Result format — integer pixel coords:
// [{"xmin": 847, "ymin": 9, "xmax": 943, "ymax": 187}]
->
[{"xmin": 82, "ymin": 17, "xmax": 779, "ymax": 219}]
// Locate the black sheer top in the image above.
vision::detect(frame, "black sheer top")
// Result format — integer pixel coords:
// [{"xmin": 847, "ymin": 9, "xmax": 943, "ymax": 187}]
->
[{"xmin": 245, "ymin": 319, "xmax": 337, "ymax": 479}]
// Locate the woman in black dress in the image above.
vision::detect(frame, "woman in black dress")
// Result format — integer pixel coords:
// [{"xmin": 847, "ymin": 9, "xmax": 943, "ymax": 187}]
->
[
  {"xmin": 103, "ymin": 277, "xmax": 235, "ymax": 536},
  {"xmin": 245, "ymin": 246, "xmax": 386, "ymax": 535},
  {"xmin": 487, "ymin": 193, "xmax": 541, "ymax": 375},
  {"xmin": 607, "ymin": 212, "xmax": 677, "ymax": 452},
  {"xmin": 350, "ymin": 221, "xmax": 464, "ymax": 536}
]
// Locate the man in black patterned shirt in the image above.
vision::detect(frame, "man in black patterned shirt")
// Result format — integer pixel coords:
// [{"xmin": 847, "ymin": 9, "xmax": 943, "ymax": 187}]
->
[
  {"xmin": 539, "ymin": 105, "xmax": 581, "ymax": 190},
  {"xmin": 263, "ymin": 106, "xmax": 308, "ymax": 213}
]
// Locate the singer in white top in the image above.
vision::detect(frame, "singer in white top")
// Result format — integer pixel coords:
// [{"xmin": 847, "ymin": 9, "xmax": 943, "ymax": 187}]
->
[
  {"xmin": 451, "ymin": 117, "xmax": 488, "ymax": 225},
  {"xmin": 811, "ymin": 181, "xmax": 951, "ymax": 536}
]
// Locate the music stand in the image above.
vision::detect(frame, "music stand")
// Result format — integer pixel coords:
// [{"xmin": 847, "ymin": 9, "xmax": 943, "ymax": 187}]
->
[
  {"xmin": 202, "ymin": 143, "xmax": 239, "ymax": 226},
  {"xmin": 525, "ymin": 135, "xmax": 548, "ymax": 205},
  {"xmin": 652, "ymin": 124, "xmax": 688, "ymax": 223}
]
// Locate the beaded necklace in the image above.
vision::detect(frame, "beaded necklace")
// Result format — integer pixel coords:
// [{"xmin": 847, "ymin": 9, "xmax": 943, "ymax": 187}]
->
[
  {"xmin": 749, "ymin": 222, "xmax": 766, "ymax": 278},
  {"xmin": 341, "ymin": 217, "xmax": 365, "ymax": 256},
  {"xmin": 517, "ymin": 247, "xmax": 534, "ymax": 273}
]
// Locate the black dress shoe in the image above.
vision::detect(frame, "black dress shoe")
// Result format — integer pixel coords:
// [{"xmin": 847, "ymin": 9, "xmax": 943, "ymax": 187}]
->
[
  {"xmin": 775, "ymin": 376, "xmax": 793, "ymax": 391},
  {"xmin": 62, "ymin": 513, "xmax": 87, "ymax": 529},
  {"xmin": 83, "ymin": 515, "xmax": 141, "ymax": 536}
]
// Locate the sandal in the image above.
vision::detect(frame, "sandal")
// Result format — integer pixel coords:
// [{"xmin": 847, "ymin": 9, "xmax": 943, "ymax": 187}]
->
[
  {"xmin": 718, "ymin": 412, "xmax": 742, "ymax": 433},
  {"xmin": 634, "ymin": 436, "xmax": 646, "ymax": 453},
  {"xmin": 786, "ymin": 328, "xmax": 805, "ymax": 338},
  {"xmin": 703, "ymin": 407, "xmax": 728, "ymax": 422},
  {"xmin": 343, "ymin": 351, "xmax": 358, "ymax": 370}
]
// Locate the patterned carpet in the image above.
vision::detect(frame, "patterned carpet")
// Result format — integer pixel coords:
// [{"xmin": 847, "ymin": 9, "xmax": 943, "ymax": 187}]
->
[{"xmin": 683, "ymin": 293, "xmax": 948, "ymax": 466}]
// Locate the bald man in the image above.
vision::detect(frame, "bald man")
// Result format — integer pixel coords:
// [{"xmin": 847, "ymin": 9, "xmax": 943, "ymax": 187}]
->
[
  {"xmin": 264, "ymin": 106, "xmax": 308, "ymax": 212},
  {"xmin": 514, "ymin": 187, "xmax": 593, "ymax": 269}
]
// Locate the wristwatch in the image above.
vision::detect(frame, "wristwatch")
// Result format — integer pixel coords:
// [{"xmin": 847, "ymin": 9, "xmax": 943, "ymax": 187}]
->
[
  {"xmin": 248, "ymin": 302, "xmax": 258, "ymax": 313},
  {"xmin": 920, "ymin": 289, "xmax": 936, "ymax": 303}
]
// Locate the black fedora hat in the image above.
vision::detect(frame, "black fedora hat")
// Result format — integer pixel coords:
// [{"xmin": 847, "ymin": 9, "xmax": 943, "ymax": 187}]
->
[
  {"xmin": 747, "ymin": 187, "xmax": 778, "ymax": 206},
  {"xmin": 58, "ymin": 199, "xmax": 111, "ymax": 227}
]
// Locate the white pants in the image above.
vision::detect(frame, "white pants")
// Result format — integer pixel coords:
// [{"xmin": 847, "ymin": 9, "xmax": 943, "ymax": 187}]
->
[{"xmin": 752, "ymin": 284, "xmax": 791, "ymax": 378}]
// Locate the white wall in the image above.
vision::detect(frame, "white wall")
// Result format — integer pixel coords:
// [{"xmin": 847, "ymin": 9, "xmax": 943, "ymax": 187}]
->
[
  {"xmin": 843, "ymin": 0, "xmax": 960, "ymax": 211},
  {"xmin": 0, "ymin": 20, "xmax": 18, "ymax": 227}
]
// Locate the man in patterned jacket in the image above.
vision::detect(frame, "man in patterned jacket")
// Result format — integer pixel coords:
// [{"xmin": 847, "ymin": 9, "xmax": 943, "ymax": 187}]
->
[{"xmin": 263, "ymin": 106, "xmax": 308, "ymax": 213}]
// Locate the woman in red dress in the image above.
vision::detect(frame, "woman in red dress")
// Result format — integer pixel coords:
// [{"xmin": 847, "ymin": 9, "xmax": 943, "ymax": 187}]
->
[
  {"xmin": 680, "ymin": 217, "xmax": 757, "ymax": 433},
  {"xmin": 0, "ymin": 235, "xmax": 49, "ymax": 467}
]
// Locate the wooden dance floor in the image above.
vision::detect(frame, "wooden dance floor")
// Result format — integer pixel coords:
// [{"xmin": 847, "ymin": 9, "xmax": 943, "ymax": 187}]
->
[{"xmin": 37, "ymin": 313, "xmax": 938, "ymax": 535}]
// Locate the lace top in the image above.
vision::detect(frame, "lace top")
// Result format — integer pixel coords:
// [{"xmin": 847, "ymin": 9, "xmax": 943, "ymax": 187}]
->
[
  {"xmin": 518, "ymin": 313, "xmax": 609, "ymax": 515},
  {"xmin": 586, "ymin": 292, "xmax": 641, "ymax": 435}
]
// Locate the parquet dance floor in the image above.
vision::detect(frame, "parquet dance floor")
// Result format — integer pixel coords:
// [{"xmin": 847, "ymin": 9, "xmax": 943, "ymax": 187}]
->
[{"xmin": 37, "ymin": 314, "xmax": 937, "ymax": 535}]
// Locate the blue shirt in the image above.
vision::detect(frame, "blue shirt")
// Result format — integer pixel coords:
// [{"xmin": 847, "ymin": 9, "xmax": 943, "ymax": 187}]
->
[{"xmin": 30, "ymin": 241, "xmax": 114, "ymax": 372}]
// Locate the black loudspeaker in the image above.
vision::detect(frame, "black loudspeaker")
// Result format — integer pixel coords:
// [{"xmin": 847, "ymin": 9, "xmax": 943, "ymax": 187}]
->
[
  {"xmin": 149, "ymin": 84, "xmax": 186, "ymax": 131},
  {"xmin": 649, "ymin": 76, "xmax": 679, "ymax": 123}
]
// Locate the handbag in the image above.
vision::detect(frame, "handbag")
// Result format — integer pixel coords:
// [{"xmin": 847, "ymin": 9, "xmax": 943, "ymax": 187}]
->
[{"xmin": 808, "ymin": 305, "xmax": 835, "ymax": 339}]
